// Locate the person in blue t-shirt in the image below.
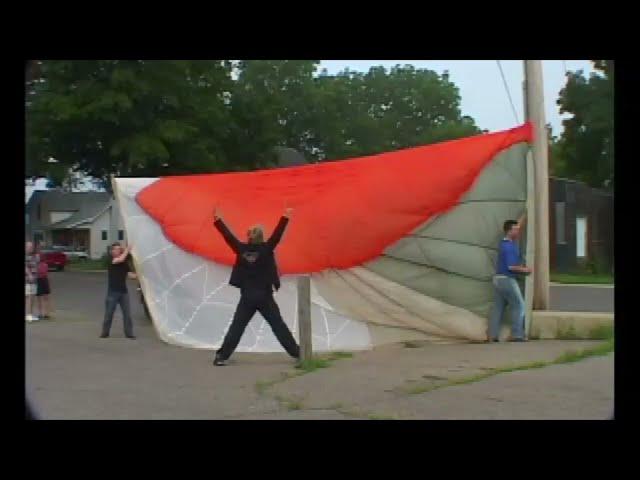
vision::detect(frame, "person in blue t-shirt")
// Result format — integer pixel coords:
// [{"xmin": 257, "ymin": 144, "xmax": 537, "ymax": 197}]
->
[{"xmin": 488, "ymin": 214, "xmax": 532, "ymax": 342}]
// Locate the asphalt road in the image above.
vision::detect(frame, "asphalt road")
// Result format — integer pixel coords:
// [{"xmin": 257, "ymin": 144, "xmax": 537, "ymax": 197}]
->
[
  {"xmin": 47, "ymin": 271, "xmax": 148, "ymax": 330},
  {"xmin": 25, "ymin": 271, "xmax": 614, "ymax": 419},
  {"xmin": 47, "ymin": 271, "xmax": 614, "ymax": 321},
  {"xmin": 548, "ymin": 283, "xmax": 614, "ymax": 313}
]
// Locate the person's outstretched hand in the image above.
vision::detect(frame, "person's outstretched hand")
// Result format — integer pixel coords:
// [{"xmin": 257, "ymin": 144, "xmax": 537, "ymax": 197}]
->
[
  {"xmin": 214, "ymin": 206, "xmax": 222, "ymax": 221},
  {"xmin": 284, "ymin": 207, "xmax": 293, "ymax": 219}
]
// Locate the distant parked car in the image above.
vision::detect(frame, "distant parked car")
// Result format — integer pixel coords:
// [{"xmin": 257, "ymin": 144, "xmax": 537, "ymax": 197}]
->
[
  {"xmin": 40, "ymin": 249, "xmax": 68, "ymax": 271},
  {"xmin": 51, "ymin": 245, "xmax": 89, "ymax": 260}
]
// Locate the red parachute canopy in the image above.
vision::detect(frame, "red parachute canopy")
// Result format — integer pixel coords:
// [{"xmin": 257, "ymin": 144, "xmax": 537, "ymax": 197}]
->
[{"xmin": 136, "ymin": 123, "xmax": 533, "ymax": 274}]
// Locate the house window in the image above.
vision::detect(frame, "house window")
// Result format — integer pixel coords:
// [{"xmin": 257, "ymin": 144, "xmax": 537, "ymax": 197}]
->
[
  {"xmin": 118, "ymin": 230, "xmax": 124, "ymax": 241},
  {"xmin": 555, "ymin": 202, "xmax": 566, "ymax": 244},
  {"xmin": 102, "ymin": 230, "xmax": 108, "ymax": 241},
  {"xmin": 576, "ymin": 216, "xmax": 587, "ymax": 258}
]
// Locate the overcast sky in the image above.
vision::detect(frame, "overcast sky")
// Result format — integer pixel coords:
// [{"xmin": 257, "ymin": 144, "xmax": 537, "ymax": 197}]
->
[{"xmin": 319, "ymin": 60, "xmax": 595, "ymax": 135}]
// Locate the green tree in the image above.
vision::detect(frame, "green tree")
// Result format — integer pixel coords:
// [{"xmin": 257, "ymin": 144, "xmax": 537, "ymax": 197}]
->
[
  {"xmin": 26, "ymin": 60, "xmax": 483, "ymax": 182},
  {"xmin": 306, "ymin": 65, "xmax": 480, "ymax": 161},
  {"xmin": 554, "ymin": 60, "xmax": 614, "ymax": 189},
  {"xmin": 224, "ymin": 60, "xmax": 320, "ymax": 168},
  {"xmin": 26, "ymin": 60, "xmax": 235, "ymax": 186}
]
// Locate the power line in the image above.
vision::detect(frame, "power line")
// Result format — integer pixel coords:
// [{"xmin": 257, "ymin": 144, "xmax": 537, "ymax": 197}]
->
[{"xmin": 496, "ymin": 60, "xmax": 520, "ymax": 124}]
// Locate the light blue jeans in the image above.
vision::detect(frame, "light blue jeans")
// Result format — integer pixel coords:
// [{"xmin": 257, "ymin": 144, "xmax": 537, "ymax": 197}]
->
[{"xmin": 488, "ymin": 275, "xmax": 525, "ymax": 340}]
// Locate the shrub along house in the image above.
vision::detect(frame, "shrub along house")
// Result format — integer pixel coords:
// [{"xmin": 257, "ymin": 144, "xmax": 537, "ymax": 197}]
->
[{"xmin": 25, "ymin": 190, "xmax": 127, "ymax": 260}]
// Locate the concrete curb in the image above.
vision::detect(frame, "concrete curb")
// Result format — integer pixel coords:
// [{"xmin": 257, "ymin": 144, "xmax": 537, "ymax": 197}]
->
[
  {"xmin": 550, "ymin": 282, "xmax": 614, "ymax": 288},
  {"xmin": 531, "ymin": 311, "xmax": 614, "ymax": 340}
]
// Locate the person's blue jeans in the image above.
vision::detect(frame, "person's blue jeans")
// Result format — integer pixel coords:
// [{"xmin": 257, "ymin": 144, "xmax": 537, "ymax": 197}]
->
[
  {"xmin": 102, "ymin": 291, "xmax": 134, "ymax": 337},
  {"xmin": 488, "ymin": 275, "xmax": 525, "ymax": 340}
]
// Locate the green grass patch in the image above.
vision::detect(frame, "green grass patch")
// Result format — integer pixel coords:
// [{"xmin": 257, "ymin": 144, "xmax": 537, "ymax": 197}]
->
[
  {"xmin": 422, "ymin": 374, "xmax": 447, "ymax": 380},
  {"xmin": 556, "ymin": 325, "xmax": 581, "ymax": 340},
  {"xmin": 328, "ymin": 351, "xmax": 353, "ymax": 360},
  {"xmin": 331, "ymin": 404, "xmax": 398, "ymax": 420},
  {"xmin": 448, "ymin": 372, "xmax": 493, "ymax": 386},
  {"xmin": 286, "ymin": 402, "xmax": 303, "ymax": 412},
  {"xmin": 255, "ymin": 352, "xmax": 353, "ymax": 397},
  {"xmin": 587, "ymin": 324, "xmax": 614, "ymax": 340},
  {"xmin": 295, "ymin": 351, "xmax": 353, "ymax": 373},
  {"xmin": 67, "ymin": 259, "xmax": 107, "ymax": 271},
  {"xmin": 255, "ymin": 372, "xmax": 298, "ymax": 394},
  {"xmin": 274, "ymin": 394, "xmax": 304, "ymax": 411},
  {"xmin": 295, "ymin": 356, "xmax": 331, "ymax": 372},
  {"xmin": 255, "ymin": 379, "xmax": 279, "ymax": 394},
  {"xmin": 406, "ymin": 385, "xmax": 434, "ymax": 395},
  {"xmin": 405, "ymin": 340, "xmax": 614, "ymax": 395},
  {"xmin": 367, "ymin": 413, "xmax": 398, "ymax": 420},
  {"xmin": 550, "ymin": 273, "xmax": 614, "ymax": 285},
  {"xmin": 335, "ymin": 406, "xmax": 363, "ymax": 418},
  {"xmin": 286, "ymin": 400, "xmax": 304, "ymax": 411},
  {"xmin": 554, "ymin": 340, "xmax": 614, "ymax": 364}
]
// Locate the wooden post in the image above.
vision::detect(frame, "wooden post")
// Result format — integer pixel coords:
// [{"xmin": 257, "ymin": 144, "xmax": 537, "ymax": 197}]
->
[
  {"xmin": 524, "ymin": 149, "xmax": 536, "ymax": 337},
  {"xmin": 297, "ymin": 275, "xmax": 312, "ymax": 361},
  {"xmin": 523, "ymin": 60, "xmax": 550, "ymax": 310},
  {"xmin": 522, "ymin": 77, "xmax": 535, "ymax": 338}
]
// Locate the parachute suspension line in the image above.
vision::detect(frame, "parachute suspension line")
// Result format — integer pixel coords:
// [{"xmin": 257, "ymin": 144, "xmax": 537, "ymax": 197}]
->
[{"xmin": 496, "ymin": 60, "xmax": 520, "ymax": 124}]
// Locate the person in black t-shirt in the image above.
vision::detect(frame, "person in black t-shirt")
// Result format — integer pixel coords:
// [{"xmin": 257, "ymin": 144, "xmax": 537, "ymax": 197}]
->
[
  {"xmin": 100, "ymin": 242, "xmax": 138, "ymax": 339},
  {"xmin": 212, "ymin": 206, "xmax": 300, "ymax": 366}
]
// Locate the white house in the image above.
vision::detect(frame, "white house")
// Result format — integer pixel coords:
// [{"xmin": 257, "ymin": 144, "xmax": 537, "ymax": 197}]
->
[{"xmin": 26, "ymin": 190, "xmax": 127, "ymax": 260}]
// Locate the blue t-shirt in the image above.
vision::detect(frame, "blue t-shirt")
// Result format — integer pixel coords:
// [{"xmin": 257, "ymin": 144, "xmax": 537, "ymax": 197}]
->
[{"xmin": 496, "ymin": 239, "xmax": 521, "ymax": 277}]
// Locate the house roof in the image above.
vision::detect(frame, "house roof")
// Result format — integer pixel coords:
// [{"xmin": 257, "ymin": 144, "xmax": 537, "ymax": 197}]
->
[
  {"xmin": 32, "ymin": 190, "xmax": 112, "ymax": 230},
  {"xmin": 271, "ymin": 147, "xmax": 308, "ymax": 168}
]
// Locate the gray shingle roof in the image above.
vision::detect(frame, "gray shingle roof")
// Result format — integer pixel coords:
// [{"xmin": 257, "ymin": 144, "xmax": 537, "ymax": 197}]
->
[
  {"xmin": 272, "ymin": 147, "xmax": 308, "ymax": 168},
  {"xmin": 32, "ymin": 190, "xmax": 111, "ymax": 230}
]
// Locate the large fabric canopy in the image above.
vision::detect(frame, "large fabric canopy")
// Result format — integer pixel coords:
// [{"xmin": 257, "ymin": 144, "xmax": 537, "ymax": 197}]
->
[{"xmin": 115, "ymin": 123, "xmax": 533, "ymax": 351}]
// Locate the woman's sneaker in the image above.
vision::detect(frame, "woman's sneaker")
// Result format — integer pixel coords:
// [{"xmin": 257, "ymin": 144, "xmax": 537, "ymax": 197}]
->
[{"xmin": 213, "ymin": 356, "xmax": 227, "ymax": 366}]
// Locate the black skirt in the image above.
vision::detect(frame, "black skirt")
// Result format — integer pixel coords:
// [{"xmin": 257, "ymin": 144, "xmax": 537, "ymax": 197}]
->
[{"xmin": 36, "ymin": 277, "xmax": 50, "ymax": 296}]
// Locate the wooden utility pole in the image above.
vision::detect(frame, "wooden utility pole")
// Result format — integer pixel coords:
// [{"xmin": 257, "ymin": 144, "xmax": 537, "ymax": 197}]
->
[
  {"xmin": 523, "ymin": 60, "xmax": 550, "ymax": 310},
  {"xmin": 297, "ymin": 275, "xmax": 312, "ymax": 361}
]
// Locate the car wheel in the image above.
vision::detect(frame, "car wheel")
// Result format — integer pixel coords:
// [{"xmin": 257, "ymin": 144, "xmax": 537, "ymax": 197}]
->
[{"xmin": 58, "ymin": 265, "xmax": 65, "ymax": 272}]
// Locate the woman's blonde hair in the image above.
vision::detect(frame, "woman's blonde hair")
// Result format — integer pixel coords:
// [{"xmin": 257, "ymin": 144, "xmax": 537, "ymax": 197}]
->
[{"xmin": 247, "ymin": 224, "xmax": 265, "ymax": 244}]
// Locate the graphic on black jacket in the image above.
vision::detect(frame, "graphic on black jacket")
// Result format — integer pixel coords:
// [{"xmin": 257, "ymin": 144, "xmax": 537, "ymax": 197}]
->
[{"xmin": 242, "ymin": 251, "xmax": 260, "ymax": 264}]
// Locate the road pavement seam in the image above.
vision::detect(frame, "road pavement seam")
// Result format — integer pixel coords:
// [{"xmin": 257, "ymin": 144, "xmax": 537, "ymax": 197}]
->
[
  {"xmin": 254, "ymin": 353, "xmax": 358, "ymax": 415},
  {"xmin": 400, "ymin": 340, "xmax": 614, "ymax": 396}
]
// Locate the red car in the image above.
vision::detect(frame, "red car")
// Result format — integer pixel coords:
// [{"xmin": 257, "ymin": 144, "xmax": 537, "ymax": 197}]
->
[{"xmin": 39, "ymin": 250, "xmax": 68, "ymax": 271}]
